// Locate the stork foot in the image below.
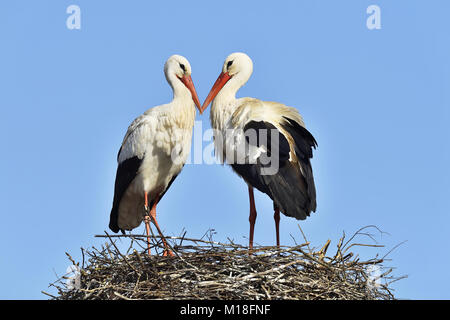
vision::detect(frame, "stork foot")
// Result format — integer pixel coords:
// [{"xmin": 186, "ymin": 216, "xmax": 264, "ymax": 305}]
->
[{"xmin": 162, "ymin": 249, "xmax": 174, "ymax": 257}]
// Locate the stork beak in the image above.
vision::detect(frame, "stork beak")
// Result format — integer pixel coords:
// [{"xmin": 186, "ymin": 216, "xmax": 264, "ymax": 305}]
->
[
  {"xmin": 179, "ymin": 74, "xmax": 202, "ymax": 114},
  {"xmin": 200, "ymin": 71, "xmax": 232, "ymax": 113}
]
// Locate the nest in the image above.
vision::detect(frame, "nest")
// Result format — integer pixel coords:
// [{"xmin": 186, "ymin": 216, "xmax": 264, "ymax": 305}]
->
[{"xmin": 46, "ymin": 226, "xmax": 403, "ymax": 300}]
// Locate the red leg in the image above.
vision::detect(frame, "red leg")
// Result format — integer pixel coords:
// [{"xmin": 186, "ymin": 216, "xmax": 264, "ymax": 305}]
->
[
  {"xmin": 274, "ymin": 205, "xmax": 280, "ymax": 248},
  {"xmin": 149, "ymin": 199, "xmax": 174, "ymax": 257},
  {"xmin": 248, "ymin": 185, "xmax": 257, "ymax": 250},
  {"xmin": 144, "ymin": 192, "xmax": 152, "ymax": 255}
]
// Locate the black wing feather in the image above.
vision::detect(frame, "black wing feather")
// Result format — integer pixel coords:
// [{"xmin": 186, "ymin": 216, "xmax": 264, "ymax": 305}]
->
[
  {"xmin": 231, "ymin": 119, "xmax": 317, "ymax": 220},
  {"xmin": 281, "ymin": 117, "xmax": 317, "ymax": 213},
  {"xmin": 109, "ymin": 155, "xmax": 142, "ymax": 233},
  {"xmin": 282, "ymin": 116, "xmax": 317, "ymax": 158},
  {"xmin": 243, "ymin": 121, "xmax": 291, "ymax": 162}
]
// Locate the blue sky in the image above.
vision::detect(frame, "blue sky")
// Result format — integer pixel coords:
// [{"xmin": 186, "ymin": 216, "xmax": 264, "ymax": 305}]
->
[{"xmin": 0, "ymin": 1, "xmax": 449, "ymax": 299}]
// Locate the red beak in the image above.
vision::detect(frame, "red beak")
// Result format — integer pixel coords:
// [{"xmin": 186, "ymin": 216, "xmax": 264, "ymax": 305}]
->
[
  {"xmin": 179, "ymin": 74, "xmax": 202, "ymax": 114},
  {"xmin": 200, "ymin": 71, "xmax": 232, "ymax": 113}
]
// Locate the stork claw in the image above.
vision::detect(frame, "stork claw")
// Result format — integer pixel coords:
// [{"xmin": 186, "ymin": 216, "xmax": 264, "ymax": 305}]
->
[{"xmin": 163, "ymin": 249, "xmax": 174, "ymax": 257}]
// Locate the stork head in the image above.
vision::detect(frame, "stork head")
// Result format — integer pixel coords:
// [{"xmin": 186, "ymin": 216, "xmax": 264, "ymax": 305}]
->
[
  {"xmin": 200, "ymin": 52, "xmax": 253, "ymax": 113},
  {"xmin": 164, "ymin": 55, "xmax": 202, "ymax": 113}
]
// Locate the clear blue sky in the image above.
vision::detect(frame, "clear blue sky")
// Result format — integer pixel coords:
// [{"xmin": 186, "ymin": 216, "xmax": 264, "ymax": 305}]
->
[{"xmin": 0, "ymin": 1, "xmax": 448, "ymax": 299}]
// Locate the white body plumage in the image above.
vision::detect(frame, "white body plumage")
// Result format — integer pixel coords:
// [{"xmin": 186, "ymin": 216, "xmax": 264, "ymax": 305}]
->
[
  {"xmin": 116, "ymin": 101, "xmax": 195, "ymax": 230},
  {"xmin": 110, "ymin": 55, "xmax": 201, "ymax": 233}
]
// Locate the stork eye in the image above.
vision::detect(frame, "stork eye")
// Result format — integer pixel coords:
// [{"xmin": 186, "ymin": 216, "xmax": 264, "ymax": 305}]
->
[
  {"xmin": 227, "ymin": 60, "xmax": 233, "ymax": 69},
  {"xmin": 179, "ymin": 63, "xmax": 186, "ymax": 72}
]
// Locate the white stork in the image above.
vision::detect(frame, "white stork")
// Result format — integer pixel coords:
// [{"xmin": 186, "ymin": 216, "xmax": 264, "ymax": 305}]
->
[
  {"xmin": 109, "ymin": 55, "xmax": 201, "ymax": 255},
  {"xmin": 200, "ymin": 52, "xmax": 317, "ymax": 249}
]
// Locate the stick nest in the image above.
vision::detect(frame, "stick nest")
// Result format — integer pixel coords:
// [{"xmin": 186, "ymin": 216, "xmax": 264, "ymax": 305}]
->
[{"xmin": 47, "ymin": 226, "xmax": 403, "ymax": 300}]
